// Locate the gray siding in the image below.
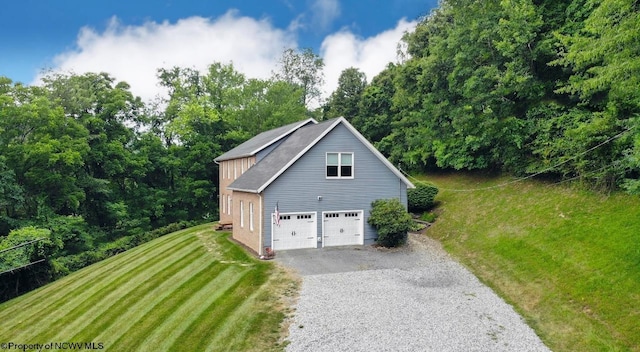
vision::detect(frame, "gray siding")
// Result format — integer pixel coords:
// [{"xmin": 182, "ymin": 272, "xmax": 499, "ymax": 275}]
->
[{"xmin": 262, "ymin": 124, "xmax": 407, "ymax": 248}]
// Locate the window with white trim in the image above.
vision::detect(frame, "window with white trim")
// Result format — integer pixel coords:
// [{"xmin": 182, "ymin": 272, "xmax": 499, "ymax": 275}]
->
[
  {"xmin": 326, "ymin": 152, "xmax": 353, "ymax": 178},
  {"xmin": 240, "ymin": 201, "xmax": 244, "ymax": 228},
  {"xmin": 227, "ymin": 196, "xmax": 232, "ymax": 215},
  {"xmin": 222, "ymin": 194, "xmax": 226, "ymax": 214},
  {"xmin": 234, "ymin": 160, "xmax": 237, "ymax": 179},
  {"xmin": 249, "ymin": 202, "xmax": 254, "ymax": 231}
]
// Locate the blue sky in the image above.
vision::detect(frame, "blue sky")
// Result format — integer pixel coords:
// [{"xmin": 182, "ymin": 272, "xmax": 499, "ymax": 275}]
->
[{"xmin": 1, "ymin": 0, "xmax": 437, "ymax": 103}]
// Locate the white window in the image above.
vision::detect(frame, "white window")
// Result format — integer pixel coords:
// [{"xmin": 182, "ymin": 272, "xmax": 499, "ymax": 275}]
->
[
  {"xmin": 226, "ymin": 161, "xmax": 230, "ymax": 179},
  {"xmin": 241, "ymin": 158, "xmax": 245, "ymax": 174},
  {"xmin": 222, "ymin": 194, "xmax": 226, "ymax": 214},
  {"xmin": 326, "ymin": 152, "xmax": 354, "ymax": 179},
  {"xmin": 231, "ymin": 159, "xmax": 235, "ymax": 179},
  {"xmin": 249, "ymin": 202, "xmax": 254, "ymax": 231},
  {"xmin": 240, "ymin": 201, "xmax": 244, "ymax": 228},
  {"xmin": 227, "ymin": 196, "xmax": 232, "ymax": 215}
]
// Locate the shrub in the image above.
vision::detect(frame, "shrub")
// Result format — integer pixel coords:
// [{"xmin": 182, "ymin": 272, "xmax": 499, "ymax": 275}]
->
[
  {"xmin": 368, "ymin": 199, "xmax": 414, "ymax": 247},
  {"xmin": 407, "ymin": 183, "xmax": 439, "ymax": 212}
]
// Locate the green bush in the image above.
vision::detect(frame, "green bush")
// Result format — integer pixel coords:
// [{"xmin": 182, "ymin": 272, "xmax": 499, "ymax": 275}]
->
[
  {"xmin": 407, "ymin": 183, "xmax": 439, "ymax": 212},
  {"xmin": 368, "ymin": 199, "xmax": 414, "ymax": 247}
]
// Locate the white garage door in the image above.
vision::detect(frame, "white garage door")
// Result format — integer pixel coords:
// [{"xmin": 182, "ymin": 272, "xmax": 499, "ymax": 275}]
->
[
  {"xmin": 322, "ymin": 210, "xmax": 364, "ymax": 247},
  {"xmin": 271, "ymin": 212, "xmax": 317, "ymax": 250}
]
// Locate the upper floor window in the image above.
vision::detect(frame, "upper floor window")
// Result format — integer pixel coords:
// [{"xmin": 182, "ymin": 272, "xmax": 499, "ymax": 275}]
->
[{"xmin": 326, "ymin": 152, "xmax": 353, "ymax": 179}]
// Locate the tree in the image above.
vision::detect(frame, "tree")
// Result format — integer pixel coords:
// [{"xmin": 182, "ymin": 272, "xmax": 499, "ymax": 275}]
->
[
  {"xmin": 0, "ymin": 80, "xmax": 90, "ymax": 216},
  {"xmin": 551, "ymin": 0, "xmax": 640, "ymax": 190},
  {"xmin": 324, "ymin": 67, "xmax": 367, "ymax": 122},
  {"xmin": 272, "ymin": 48, "xmax": 325, "ymax": 108},
  {"xmin": 42, "ymin": 72, "xmax": 145, "ymax": 231},
  {"xmin": 0, "ymin": 156, "xmax": 24, "ymax": 235}
]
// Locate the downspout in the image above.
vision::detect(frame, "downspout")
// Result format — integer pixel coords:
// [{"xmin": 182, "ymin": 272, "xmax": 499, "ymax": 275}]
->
[{"xmin": 259, "ymin": 193, "xmax": 263, "ymax": 256}]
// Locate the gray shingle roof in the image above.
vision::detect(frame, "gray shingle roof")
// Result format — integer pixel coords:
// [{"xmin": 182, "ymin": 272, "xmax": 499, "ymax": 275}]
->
[
  {"xmin": 227, "ymin": 118, "xmax": 338, "ymax": 192},
  {"xmin": 227, "ymin": 117, "xmax": 414, "ymax": 193},
  {"xmin": 213, "ymin": 118, "xmax": 316, "ymax": 162}
]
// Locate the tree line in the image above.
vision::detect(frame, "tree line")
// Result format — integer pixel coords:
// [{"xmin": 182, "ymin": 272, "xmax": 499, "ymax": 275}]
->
[
  {"xmin": 0, "ymin": 49, "xmax": 322, "ymax": 300},
  {"xmin": 324, "ymin": 0, "xmax": 639, "ymax": 192}
]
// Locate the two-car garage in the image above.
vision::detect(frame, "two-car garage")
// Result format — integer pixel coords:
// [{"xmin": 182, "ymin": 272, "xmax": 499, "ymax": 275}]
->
[{"xmin": 271, "ymin": 210, "xmax": 364, "ymax": 250}]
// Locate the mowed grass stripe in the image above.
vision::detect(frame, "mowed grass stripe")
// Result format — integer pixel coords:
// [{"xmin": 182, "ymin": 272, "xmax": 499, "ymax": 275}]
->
[
  {"xmin": 55, "ymin": 243, "xmax": 209, "ymax": 343},
  {"xmin": 0, "ymin": 225, "xmax": 298, "ymax": 352},
  {"xmin": 107, "ymin": 260, "xmax": 241, "ymax": 351},
  {"xmin": 85, "ymin": 250, "xmax": 222, "ymax": 345},
  {"xmin": 6, "ymin": 234, "xmax": 198, "ymax": 341},
  {"xmin": 204, "ymin": 271, "xmax": 279, "ymax": 352},
  {"xmin": 137, "ymin": 264, "xmax": 252, "ymax": 350},
  {"xmin": 0, "ymin": 228, "xmax": 194, "ymax": 322},
  {"xmin": 168, "ymin": 267, "xmax": 269, "ymax": 352}
]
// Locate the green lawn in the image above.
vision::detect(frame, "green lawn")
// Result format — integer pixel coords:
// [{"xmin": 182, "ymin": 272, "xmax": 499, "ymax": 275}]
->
[
  {"xmin": 0, "ymin": 223, "xmax": 298, "ymax": 352},
  {"xmin": 418, "ymin": 172, "xmax": 640, "ymax": 352}
]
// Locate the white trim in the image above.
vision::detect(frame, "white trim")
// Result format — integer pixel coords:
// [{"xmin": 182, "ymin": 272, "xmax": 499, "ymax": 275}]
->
[
  {"xmin": 249, "ymin": 202, "xmax": 254, "ymax": 232},
  {"xmin": 256, "ymin": 118, "xmax": 344, "ymax": 193},
  {"xmin": 247, "ymin": 118, "xmax": 317, "ymax": 156},
  {"xmin": 213, "ymin": 119, "xmax": 318, "ymax": 163},
  {"xmin": 259, "ymin": 194, "xmax": 263, "ymax": 255},
  {"xmin": 325, "ymin": 152, "xmax": 354, "ymax": 179},
  {"xmin": 254, "ymin": 117, "xmax": 414, "ymax": 193},
  {"xmin": 336, "ymin": 117, "xmax": 414, "ymax": 188},
  {"xmin": 240, "ymin": 201, "xmax": 244, "ymax": 228}
]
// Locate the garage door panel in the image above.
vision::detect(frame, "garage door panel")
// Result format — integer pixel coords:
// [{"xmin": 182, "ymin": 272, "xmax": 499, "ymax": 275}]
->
[
  {"xmin": 272, "ymin": 212, "xmax": 317, "ymax": 250},
  {"xmin": 323, "ymin": 211, "xmax": 364, "ymax": 247}
]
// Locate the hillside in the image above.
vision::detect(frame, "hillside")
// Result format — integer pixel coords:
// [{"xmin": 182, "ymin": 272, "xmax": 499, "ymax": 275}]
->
[
  {"xmin": 0, "ymin": 224, "xmax": 297, "ymax": 352},
  {"xmin": 418, "ymin": 172, "xmax": 640, "ymax": 352}
]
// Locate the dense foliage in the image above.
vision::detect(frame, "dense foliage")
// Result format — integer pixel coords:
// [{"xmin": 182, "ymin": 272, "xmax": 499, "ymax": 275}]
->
[
  {"xmin": 407, "ymin": 183, "xmax": 439, "ymax": 212},
  {"xmin": 328, "ymin": 0, "xmax": 639, "ymax": 192},
  {"xmin": 0, "ymin": 60, "xmax": 309, "ymax": 301},
  {"xmin": 368, "ymin": 199, "xmax": 414, "ymax": 247}
]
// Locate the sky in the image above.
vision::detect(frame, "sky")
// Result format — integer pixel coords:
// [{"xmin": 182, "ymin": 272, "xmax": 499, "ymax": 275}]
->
[{"xmin": 0, "ymin": 0, "xmax": 438, "ymax": 105}]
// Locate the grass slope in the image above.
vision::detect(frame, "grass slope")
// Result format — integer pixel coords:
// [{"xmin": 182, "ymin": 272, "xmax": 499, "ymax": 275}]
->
[
  {"xmin": 419, "ymin": 172, "xmax": 640, "ymax": 352},
  {"xmin": 0, "ymin": 223, "xmax": 298, "ymax": 352}
]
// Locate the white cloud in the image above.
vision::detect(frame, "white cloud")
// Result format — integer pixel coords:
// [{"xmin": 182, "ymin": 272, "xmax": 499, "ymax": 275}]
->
[
  {"xmin": 320, "ymin": 18, "xmax": 417, "ymax": 102},
  {"xmin": 310, "ymin": 0, "xmax": 341, "ymax": 31},
  {"xmin": 38, "ymin": 11, "xmax": 296, "ymax": 102},
  {"xmin": 37, "ymin": 10, "xmax": 416, "ymax": 109}
]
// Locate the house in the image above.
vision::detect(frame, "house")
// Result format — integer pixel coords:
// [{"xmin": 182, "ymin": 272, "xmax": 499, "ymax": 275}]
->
[{"xmin": 214, "ymin": 117, "xmax": 414, "ymax": 255}]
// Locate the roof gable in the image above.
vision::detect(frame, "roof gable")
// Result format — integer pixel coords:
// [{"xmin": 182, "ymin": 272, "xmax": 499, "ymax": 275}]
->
[
  {"xmin": 214, "ymin": 118, "xmax": 316, "ymax": 162},
  {"xmin": 228, "ymin": 117, "xmax": 414, "ymax": 193}
]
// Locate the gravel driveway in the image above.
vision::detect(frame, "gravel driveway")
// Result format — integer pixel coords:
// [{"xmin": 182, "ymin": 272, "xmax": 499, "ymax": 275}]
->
[{"xmin": 275, "ymin": 234, "xmax": 550, "ymax": 352}]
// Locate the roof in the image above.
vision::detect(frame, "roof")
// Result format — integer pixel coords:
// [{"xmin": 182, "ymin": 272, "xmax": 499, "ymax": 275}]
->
[
  {"xmin": 227, "ymin": 117, "xmax": 414, "ymax": 193},
  {"xmin": 213, "ymin": 118, "xmax": 316, "ymax": 162}
]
